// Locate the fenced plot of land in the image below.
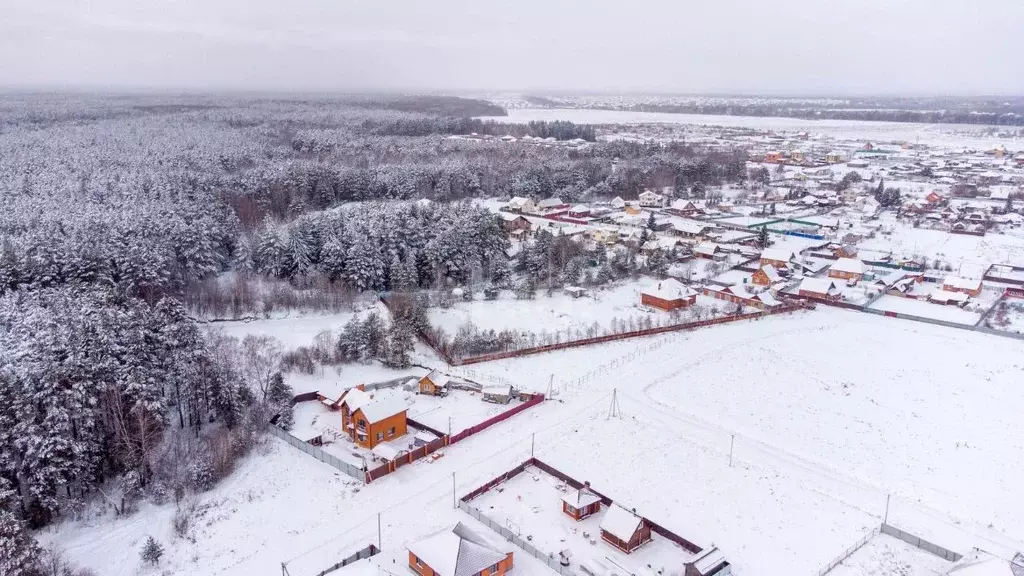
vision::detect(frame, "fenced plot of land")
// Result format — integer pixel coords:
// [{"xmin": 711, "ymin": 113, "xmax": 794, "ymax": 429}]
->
[
  {"xmin": 824, "ymin": 533, "xmax": 953, "ymax": 576},
  {"xmin": 408, "ymin": 390, "xmax": 529, "ymax": 436},
  {"xmin": 470, "ymin": 465, "xmax": 694, "ymax": 576},
  {"xmin": 867, "ymin": 294, "xmax": 983, "ymax": 325}
]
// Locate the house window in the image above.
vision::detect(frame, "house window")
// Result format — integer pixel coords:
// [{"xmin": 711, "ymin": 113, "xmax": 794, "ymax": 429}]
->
[
  {"xmin": 413, "ymin": 555, "xmax": 423, "ymax": 567},
  {"xmin": 358, "ymin": 419, "xmax": 366, "ymax": 428},
  {"xmin": 387, "ymin": 427, "xmax": 396, "ymax": 437},
  {"xmin": 566, "ymin": 504, "xmax": 577, "ymax": 514},
  {"xmin": 376, "ymin": 432, "xmax": 384, "ymax": 442}
]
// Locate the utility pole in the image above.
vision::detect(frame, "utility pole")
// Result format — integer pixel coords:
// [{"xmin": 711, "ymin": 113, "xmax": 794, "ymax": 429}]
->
[
  {"xmin": 607, "ymin": 389, "xmax": 620, "ymax": 419},
  {"xmin": 884, "ymin": 494, "xmax": 891, "ymax": 525},
  {"xmin": 452, "ymin": 472, "xmax": 457, "ymax": 509},
  {"xmin": 448, "ymin": 416, "xmax": 452, "ymax": 438},
  {"xmin": 377, "ymin": 512, "xmax": 382, "ymax": 551},
  {"xmin": 729, "ymin": 435, "xmax": 735, "ymax": 468},
  {"xmin": 531, "ymin": 433, "xmax": 535, "ymax": 458}
]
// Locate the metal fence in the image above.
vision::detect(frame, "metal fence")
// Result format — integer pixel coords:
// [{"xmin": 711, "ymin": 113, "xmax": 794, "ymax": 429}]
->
[
  {"xmin": 458, "ymin": 501, "xmax": 578, "ymax": 576},
  {"xmin": 880, "ymin": 523, "xmax": 963, "ymax": 562},
  {"xmin": 266, "ymin": 425, "xmax": 365, "ymax": 482},
  {"xmin": 308, "ymin": 544, "xmax": 379, "ymax": 576},
  {"xmin": 814, "ymin": 527, "xmax": 879, "ymax": 576}
]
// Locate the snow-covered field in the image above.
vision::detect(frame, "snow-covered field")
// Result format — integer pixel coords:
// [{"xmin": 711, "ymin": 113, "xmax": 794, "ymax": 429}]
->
[
  {"xmin": 863, "ymin": 219, "xmax": 1024, "ymax": 278},
  {"xmin": 867, "ymin": 295, "xmax": 982, "ymax": 324},
  {"xmin": 407, "ymin": 390, "xmax": 527, "ymax": 435},
  {"xmin": 477, "ymin": 108, "xmax": 1021, "ymax": 149},
  {"xmin": 213, "ymin": 311, "xmax": 360, "ymax": 350},
  {"xmin": 986, "ymin": 298, "xmax": 1024, "ymax": 334},
  {"xmin": 43, "ymin": 308, "xmax": 1024, "ymax": 576},
  {"xmin": 826, "ymin": 533, "xmax": 953, "ymax": 576},
  {"xmin": 428, "ymin": 279, "xmax": 740, "ymax": 339}
]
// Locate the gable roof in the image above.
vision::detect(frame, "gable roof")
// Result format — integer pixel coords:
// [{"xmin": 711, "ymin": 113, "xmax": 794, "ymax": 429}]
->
[
  {"xmin": 757, "ymin": 265, "xmax": 782, "ymax": 282},
  {"xmin": 340, "ymin": 388, "xmax": 371, "ymax": 412},
  {"xmin": 830, "ymin": 258, "xmax": 865, "ymax": 274},
  {"xmin": 641, "ymin": 278, "xmax": 696, "ymax": 301},
  {"xmin": 600, "ymin": 505, "xmax": 643, "ymax": 542},
  {"xmin": 755, "ymin": 291, "xmax": 783, "ymax": 307},
  {"xmin": 694, "ymin": 241, "xmax": 721, "ymax": 256},
  {"xmin": 357, "ymin": 393, "xmax": 407, "ymax": 424},
  {"xmin": 799, "ymin": 277, "xmax": 837, "ymax": 295},
  {"xmin": 761, "ymin": 248, "xmax": 795, "ymax": 262},
  {"xmin": 408, "ymin": 523, "xmax": 510, "ymax": 576},
  {"xmin": 423, "ymin": 369, "xmax": 452, "ymax": 389},
  {"xmin": 944, "ymin": 276, "xmax": 982, "ymax": 291}
]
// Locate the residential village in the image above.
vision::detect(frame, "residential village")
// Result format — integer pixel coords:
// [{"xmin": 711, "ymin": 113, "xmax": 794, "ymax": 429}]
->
[
  {"xmin": 248, "ymin": 127, "xmax": 1024, "ymax": 576},
  {"xmin": 32, "ymin": 113, "xmax": 1024, "ymax": 576}
]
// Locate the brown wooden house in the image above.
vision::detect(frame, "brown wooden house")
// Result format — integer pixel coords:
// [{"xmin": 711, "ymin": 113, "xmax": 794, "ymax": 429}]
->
[
  {"xmin": 600, "ymin": 505, "xmax": 652, "ymax": 554},
  {"xmin": 641, "ymin": 279, "xmax": 697, "ymax": 311},
  {"xmin": 561, "ymin": 485, "xmax": 602, "ymax": 521},
  {"xmin": 418, "ymin": 370, "xmax": 451, "ymax": 396}
]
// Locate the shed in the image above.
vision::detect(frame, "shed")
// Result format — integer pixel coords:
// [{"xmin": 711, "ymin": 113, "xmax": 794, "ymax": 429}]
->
[
  {"xmin": 685, "ymin": 546, "xmax": 732, "ymax": 576},
  {"xmin": 561, "ymin": 485, "xmax": 602, "ymax": 521},
  {"xmin": 599, "ymin": 505, "xmax": 652, "ymax": 554},
  {"xmin": 943, "ymin": 276, "xmax": 982, "ymax": 296},
  {"xmin": 564, "ymin": 286, "xmax": 588, "ymax": 299},
  {"xmin": 482, "ymin": 385, "xmax": 513, "ymax": 404}
]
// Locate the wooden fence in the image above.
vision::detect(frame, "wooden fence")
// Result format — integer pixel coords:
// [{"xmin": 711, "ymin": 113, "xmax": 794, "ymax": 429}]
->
[
  {"xmin": 457, "ymin": 304, "xmax": 807, "ymax": 365},
  {"xmin": 449, "ymin": 394, "xmax": 545, "ymax": 443},
  {"xmin": 364, "ymin": 394, "xmax": 546, "ymax": 483}
]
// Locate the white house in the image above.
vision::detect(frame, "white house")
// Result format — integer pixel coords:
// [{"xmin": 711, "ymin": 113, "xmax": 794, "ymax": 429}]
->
[{"xmin": 638, "ymin": 190, "xmax": 666, "ymax": 208}]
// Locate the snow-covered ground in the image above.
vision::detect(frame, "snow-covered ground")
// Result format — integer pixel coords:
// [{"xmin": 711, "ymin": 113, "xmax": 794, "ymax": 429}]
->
[
  {"xmin": 826, "ymin": 533, "xmax": 953, "ymax": 576},
  {"xmin": 863, "ymin": 218, "xmax": 1024, "ymax": 278},
  {"xmin": 407, "ymin": 389, "xmax": 528, "ymax": 435},
  {"xmin": 469, "ymin": 465, "xmax": 695, "ymax": 576},
  {"xmin": 428, "ymin": 279, "xmax": 741, "ymax": 340},
  {"xmin": 867, "ymin": 295, "xmax": 981, "ymax": 324},
  {"xmin": 477, "ymin": 108, "xmax": 1021, "ymax": 150},
  {"xmin": 986, "ymin": 298, "xmax": 1024, "ymax": 334},
  {"xmin": 43, "ymin": 308, "xmax": 1024, "ymax": 576}
]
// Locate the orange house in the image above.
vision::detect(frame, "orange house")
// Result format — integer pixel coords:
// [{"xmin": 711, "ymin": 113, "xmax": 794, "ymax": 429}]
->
[
  {"xmin": 942, "ymin": 276, "xmax": 982, "ymax": 297},
  {"xmin": 408, "ymin": 523, "xmax": 514, "ymax": 576},
  {"xmin": 340, "ymin": 389, "xmax": 408, "ymax": 449},
  {"xmin": 418, "ymin": 370, "xmax": 451, "ymax": 396},
  {"xmin": 751, "ymin": 265, "xmax": 781, "ymax": 286},
  {"xmin": 641, "ymin": 279, "xmax": 697, "ymax": 311},
  {"xmin": 759, "ymin": 248, "xmax": 795, "ymax": 269},
  {"xmin": 827, "ymin": 258, "xmax": 865, "ymax": 282}
]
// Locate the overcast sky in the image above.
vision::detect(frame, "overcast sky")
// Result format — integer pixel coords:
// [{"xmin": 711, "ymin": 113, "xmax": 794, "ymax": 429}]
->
[{"xmin": 2, "ymin": 0, "xmax": 1022, "ymax": 96}]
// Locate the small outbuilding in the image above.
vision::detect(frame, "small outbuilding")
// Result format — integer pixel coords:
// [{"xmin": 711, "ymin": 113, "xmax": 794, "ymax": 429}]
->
[
  {"xmin": 482, "ymin": 385, "xmax": 513, "ymax": 404},
  {"xmin": 599, "ymin": 505, "xmax": 652, "ymax": 554},
  {"xmin": 418, "ymin": 370, "xmax": 451, "ymax": 396},
  {"xmin": 943, "ymin": 276, "xmax": 982, "ymax": 297},
  {"xmin": 561, "ymin": 484, "xmax": 602, "ymax": 521}
]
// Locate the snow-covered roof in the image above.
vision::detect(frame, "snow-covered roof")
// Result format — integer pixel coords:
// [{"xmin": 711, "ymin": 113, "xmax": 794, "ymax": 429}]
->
[
  {"xmin": 481, "ymin": 385, "xmax": 512, "ymax": 396},
  {"xmin": 761, "ymin": 248, "xmax": 795, "ymax": 262},
  {"xmin": 726, "ymin": 285, "xmax": 754, "ymax": 299},
  {"xmin": 799, "ymin": 277, "xmax": 837, "ymax": 295},
  {"xmin": 600, "ymin": 505, "xmax": 643, "ymax": 542},
  {"xmin": 756, "ymin": 291, "xmax": 783, "ymax": 307},
  {"xmin": 569, "ymin": 204, "xmax": 589, "ymax": 213},
  {"xmin": 407, "ymin": 523, "xmax": 510, "ymax": 576},
  {"xmin": 690, "ymin": 546, "xmax": 729, "ymax": 575},
  {"xmin": 538, "ymin": 197, "xmax": 564, "ymax": 208},
  {"xmin": 758, "ymin": 265, "xmax": 782, "ymax": 282},
  {"xmin": 944, "ymin": 276, "xmax": 982, "ymax": 291},
  {"xmin": 371, "ymin": 442, "xmax": 405, "ymax": 461},
  {"xmin": 561, "ymin": 488, "xmax": 602, "ymax": 510},
  {"xmin": 641, "ymin": 278, "xmax": 697, "ymax": 301},
  {"xmin": 414, "ymin": 430, "xmax": 438, "ymax": 443},
  {"xmin": 830, "ymin": 258, "xmax": 865, "ymax": 274},
  {"xmin": 672, "ymin": 220, "xmax": 710, "ymax": 235},
  {"xmin": 423, "ymin": 369, "xmax": 452, "ymax": 389},
  {"xmin": 694, "ymin": 242, "xmax": 721, "ymax": 256},
  {"xmin": 930, "ymin": 289, "xmax": 970, "ymax": 304},
  {"xmin": 358, "ymin": 393, "xmax": 407, "ymax": 424},
  {"xmin": 341, "ymin": 388, "xmax": 371, "ymax": 412}
]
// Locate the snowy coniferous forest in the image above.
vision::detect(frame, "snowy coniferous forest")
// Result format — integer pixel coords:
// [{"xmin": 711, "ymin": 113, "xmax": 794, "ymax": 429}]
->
[{"xmin": 0, "ymin": 94, "xmax": 749, "ymax": 574}]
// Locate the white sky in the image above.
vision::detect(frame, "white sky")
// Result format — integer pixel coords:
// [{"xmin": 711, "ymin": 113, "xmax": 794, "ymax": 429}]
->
[{"xmin": 2, "ymin": 0, "xmax": 1022, "ymax": 95}]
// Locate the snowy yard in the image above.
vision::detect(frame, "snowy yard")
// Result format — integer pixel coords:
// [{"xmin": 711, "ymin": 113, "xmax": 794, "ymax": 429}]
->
[
  {"xmin": 428, "ymin": 279, "xmax": 740, "ymax": 340},
  {"xmin": 867, "ymin": 295, "xmax": 981, "ymax": 324},
  {"xmin": 986, "ymin": 298, "xmax": 1024, "ymax": 334},
  {"xmin": 211, "ymin": 305, "xmax": 379, "ymax": 350},
  {"xmin": 407, "ymin": 389, "xmax": 528, "ymax": 435},
  {"xmin": 470, "ymin": 465, "xmax": 695, "ymax": 576},
  {"xmin": 826, "ymin": 533, "xmax": 953, "ymax": 576}
]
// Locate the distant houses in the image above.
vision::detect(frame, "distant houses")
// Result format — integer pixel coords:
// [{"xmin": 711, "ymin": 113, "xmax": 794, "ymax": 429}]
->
[
  {"xmin": 638, "ymin": 190, "xmax": 667, "ymax": 208},
  {"xmin": 827, "ymin": 258, "xmax": 865, "ymax": 282}
]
